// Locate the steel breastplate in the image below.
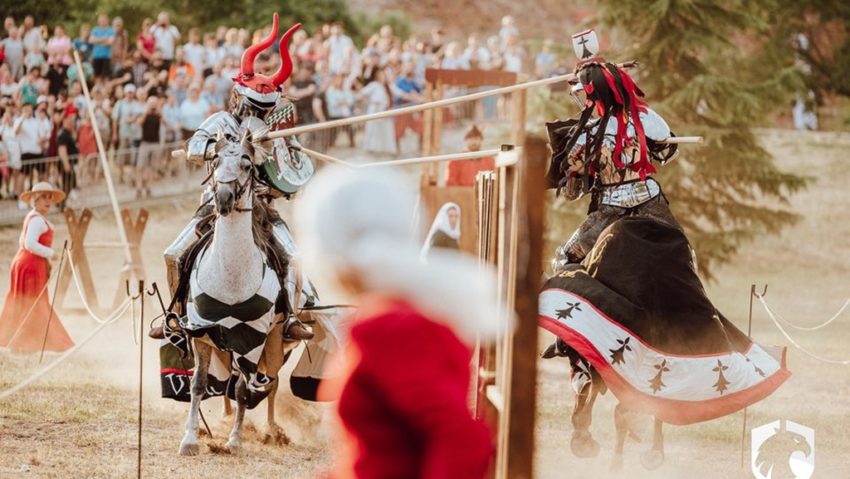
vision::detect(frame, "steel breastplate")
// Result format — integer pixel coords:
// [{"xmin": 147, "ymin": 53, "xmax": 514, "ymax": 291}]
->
[{"xmin": 599, "ymin": 178, "xmax": 661, "ymax": 209}]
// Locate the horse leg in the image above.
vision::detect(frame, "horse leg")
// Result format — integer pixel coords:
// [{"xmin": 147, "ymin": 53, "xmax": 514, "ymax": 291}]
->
[
  {"xmin": 570, "ymin": 375, "xmax": 601, "ymax": 458},
  {"xmin": 640, "ymin": 417, "xmax": 665, "ymax": 470},
  {"xmin": 179, "ymin": 339, "xmax": 211, "ymax": 456},
  {"xmin": 222, "ymin": 396, "xmax": 233, "ymax": 418},
  {"xmin": 612, "ymin": 403, "xmax": 628, "ymax": 471},
  {"xmin": 226, "ymin": 375, "xmax": 248, "ymax": 453},
  {"xmin": 260, "ymin": 319, "xmax": 290, "ymax": 445}
]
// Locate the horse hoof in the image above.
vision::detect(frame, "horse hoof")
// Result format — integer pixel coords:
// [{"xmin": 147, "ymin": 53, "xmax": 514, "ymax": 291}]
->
[
  {"xmin": 570, "ymin": 431, "xmax": 600, "ymax": 458},
  {"xmin": 610, "ymin": 455, "xmax": 624, "ymax": 471},
  {"xmin": 179, "ymin": 442, "xmax": 200, "ymax": 456},
  {"xmin": 225, "ymin": 438, "xmax": 241, "ymax": 453},
  {"xmin": 640, "ymin": 450, "xmax": 664, "ymax": 470},
  {"xmin": 263, "ymin": 427, "xmax": 290, "ymax": 446}
]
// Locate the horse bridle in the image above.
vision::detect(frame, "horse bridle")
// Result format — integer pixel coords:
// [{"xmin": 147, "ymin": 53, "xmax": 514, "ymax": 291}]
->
[{"xmin": 208, "ymin": 154, "xmax": 255, "ymax": 214}]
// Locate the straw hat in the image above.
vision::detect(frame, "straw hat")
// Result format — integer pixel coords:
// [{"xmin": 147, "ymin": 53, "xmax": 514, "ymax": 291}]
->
[{"xmin": 20, "ymin": 182, "xmax": 66, "ymax": 204}]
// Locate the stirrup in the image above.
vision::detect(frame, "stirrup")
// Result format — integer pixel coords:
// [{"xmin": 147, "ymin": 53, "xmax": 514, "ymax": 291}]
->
[{"xmin": 282, "ymin": 316, "xmax": 314, "ymax": 341}]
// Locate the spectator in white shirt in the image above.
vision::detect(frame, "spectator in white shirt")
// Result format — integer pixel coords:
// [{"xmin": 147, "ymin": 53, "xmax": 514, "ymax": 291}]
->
[
  {"xmin": 1, "ymin": 26, "xmax": 25, "ymax": 80},
  {"xmin": 111, "ymin": 83, "xmax": 145, "ymax": 181},
  {"xmin": 326, "ymin": 22, "xmax": 355, "ymax": 74},
  {"xmin": 325, "ymin": 73, "xmax": 356, "ymax": 147},
  {"xmin": 0, "ymin": 108, "xmax": 23, "ymax": 197},
  {"xmin": 499, "ymin": 16, "xmax": 519, "ymax": 48},
  {"xmin": 503, "ymin": 37, "xmax": 525, "ymax": 73},
  {"xmin": 464, "ymin": 35, "xmax": 492, "ymax": 70},
  {"xmin": 21, "ymin": 16, "xmax": 45, "ymax": 55},
  {"xmin": 441, "ymin": 42, "xmax": 470, "ymax": 70},
  {"xmin": 150, "ymin": 12, "xmax": 181, "ymax": 66},
  {"xmin": 178, "ymin": 83, "xmax": 210, "ymax": 139},
  {"xmin": 182, "ymin": 28, "xmax": 206, "ymax": 81},
  {"xmin": 222, "ymin": 28, "xmax": 243, "ymax": 60},
  {"xmin": 203, "ymin": 33, "xmax": 224, "ymax": 77},
  {"xmin": 14, "ymin": 102, "xmax": 51, "ymax": 183},
  {"xmin": 535, "ymin": 39, "xmax": 557, "ymax": 78}
]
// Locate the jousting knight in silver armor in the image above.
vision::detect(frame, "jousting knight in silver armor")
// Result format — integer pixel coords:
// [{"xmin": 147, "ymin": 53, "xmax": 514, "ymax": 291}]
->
[
  {"xmin": 163, "ymin": 13, "xmax": 315, "ymax": 340},
  {"xmin": 547, "ymin": 29, "xmax": 682, "ymax": 272}
]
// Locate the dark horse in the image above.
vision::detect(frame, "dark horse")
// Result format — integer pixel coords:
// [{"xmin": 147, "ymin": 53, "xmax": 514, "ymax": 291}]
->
[
  {"xmin": 540, "ymin": 217, "xmax": 790, "ymax": 470},
  {"xmin": 542, "ymin": 332, "xmax": 664, "ymax": 470}
]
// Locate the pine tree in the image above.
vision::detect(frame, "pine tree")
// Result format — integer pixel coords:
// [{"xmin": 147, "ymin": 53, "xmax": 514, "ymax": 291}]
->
[{"xmin": 587, "ymin": 0, "xmax": 809, "ymax": 277}]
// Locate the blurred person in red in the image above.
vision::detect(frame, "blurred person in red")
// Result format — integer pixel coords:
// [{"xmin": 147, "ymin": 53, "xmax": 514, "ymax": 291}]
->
[
  {"xmin": 445, "ymin": 124, "xmax": 495, "ymax": 187},
  {"xmin": 297, "ymin": 167, "xmax": 509, "ymax": 479},
  {"xmin": 0, "ymin": 182, "xmax": 73, "ymax": 352}
]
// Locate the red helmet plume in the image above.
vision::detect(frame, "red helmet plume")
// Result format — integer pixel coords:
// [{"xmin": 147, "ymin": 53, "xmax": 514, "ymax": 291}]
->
[{"xmin": 233, "ymin": 13, "xmax": 301, "ymax": 94}]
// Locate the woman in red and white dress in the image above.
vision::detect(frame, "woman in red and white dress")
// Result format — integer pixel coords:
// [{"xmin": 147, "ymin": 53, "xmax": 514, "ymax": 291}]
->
[{"xmin": 0, "ymin": 182, "xmax": 73, "ymax": 352}]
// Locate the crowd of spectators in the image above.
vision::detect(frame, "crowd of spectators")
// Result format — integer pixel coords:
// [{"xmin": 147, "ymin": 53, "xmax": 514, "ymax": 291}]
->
[{"xmin": 0, "ymin": 12, "xmax": 558, "ymax": 208}]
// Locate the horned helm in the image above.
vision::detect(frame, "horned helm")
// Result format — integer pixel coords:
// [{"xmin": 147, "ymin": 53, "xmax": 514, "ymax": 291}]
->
[{"xmin": 231, "ymin": 13, "xmax": 301, "ymax": 118}]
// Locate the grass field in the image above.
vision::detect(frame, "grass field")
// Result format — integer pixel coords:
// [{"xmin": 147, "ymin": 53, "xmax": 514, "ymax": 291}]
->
[{"xmin": 1, "ymin": 131, "xmax": 849, "ymax": 478}]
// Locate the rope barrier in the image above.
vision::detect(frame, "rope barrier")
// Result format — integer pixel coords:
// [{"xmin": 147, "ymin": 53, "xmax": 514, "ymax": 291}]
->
[
  {"xmin": 4, "ymin": 282, "xmax": 50, "ymax": 345},
  {"xmin": 755, "ymin": 293, "xmax": 850, "ymax": 365},
  {"xmin": 297, "ymin": 146, "xmax": 507, "ymax": 169},
  {"xmin": 759, "ymin": 295, "xmax": 850, "ymax": 331},
  {"xmin": 0, "ymin": 299, "xmax": 131, "ymax": 400},
  {"xmin": 65, "ymin": 249, "xmax": 122, "ymax": 324},
  {"xmin": 269, "ymin": 72, "xmax": 581, "ymax": 139}
]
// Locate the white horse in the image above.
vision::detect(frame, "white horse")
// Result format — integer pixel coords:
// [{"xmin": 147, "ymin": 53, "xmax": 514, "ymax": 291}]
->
[{"xmin": 178, "ymin": 134, "xmax": 298, "ymax": 455}]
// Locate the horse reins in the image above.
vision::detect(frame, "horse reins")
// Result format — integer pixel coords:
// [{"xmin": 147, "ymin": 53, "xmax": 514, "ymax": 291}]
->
[{"xmin": 209, "ymin": 155, "xmax": 256, "ymax": 214}]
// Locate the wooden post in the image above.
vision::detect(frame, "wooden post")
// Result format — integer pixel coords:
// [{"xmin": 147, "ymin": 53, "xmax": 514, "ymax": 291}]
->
[
  {"xmin": 113, "ymin": 208, "xmax": 149, "ymax": 309},
  {"xmin": 422, "ymin": 82, "xmax": 434, "ymax": 158},
  {"xmin": 55, "ymin": 208, "xmax": 99, "ymax": 311},
  {"xmin": 492, "ymin": 152, "xmax": 519, "ymax": 478},
  {"xmin": 503, "ymin": 135, "xmax": 546, "ymax": 479},
  {"xmin": 510, "ymin": 87, "xmax": 527, "ymax": 147},
  {"xmin": 430, "ymin": 80, "xmax": 445, "ymax": 185}
]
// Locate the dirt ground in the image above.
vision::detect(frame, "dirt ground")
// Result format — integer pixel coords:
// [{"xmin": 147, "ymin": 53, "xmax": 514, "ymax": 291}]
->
[{"xmin": 1, "ymin": 130, "xmax": 849, "ymax": 478}]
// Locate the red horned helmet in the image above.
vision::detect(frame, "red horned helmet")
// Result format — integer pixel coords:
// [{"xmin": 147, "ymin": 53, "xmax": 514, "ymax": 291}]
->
[{"xmin": 233, "ymin": 13, "xmax": 301, "ymax": 94}]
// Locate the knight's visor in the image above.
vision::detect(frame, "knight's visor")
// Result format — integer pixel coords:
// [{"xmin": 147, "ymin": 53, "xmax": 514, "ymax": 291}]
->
[{"xmin": 569, "ymin": 82, "xmax": 587, "ymax": 109}]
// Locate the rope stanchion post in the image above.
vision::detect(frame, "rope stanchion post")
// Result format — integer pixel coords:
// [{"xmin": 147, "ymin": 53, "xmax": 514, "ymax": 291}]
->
[
  {"xmin": 133, "ymin": 280, "xmax": 145, "ymax": 479},
  {"xmin": 38, "ymin": 240, "xmax": 69, "ymax": 364},
  {"xmin": 741, "ymin": 284, "xmax": 766, "ymax": 469}
]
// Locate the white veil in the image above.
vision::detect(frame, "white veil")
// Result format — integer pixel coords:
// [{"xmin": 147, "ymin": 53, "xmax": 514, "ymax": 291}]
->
[{"xmin": 295, "ymin": 167, "xmax": 511, "ymax": 343}]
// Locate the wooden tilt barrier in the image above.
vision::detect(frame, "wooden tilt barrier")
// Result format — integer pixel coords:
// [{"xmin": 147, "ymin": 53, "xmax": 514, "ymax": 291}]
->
[
  {"xmin": 472, "ymin": 137, "xmax": 545, "ymax": 479},
  {"xmin": 55, "ymin": 207, "xmax": 149, "ymax": 312}
]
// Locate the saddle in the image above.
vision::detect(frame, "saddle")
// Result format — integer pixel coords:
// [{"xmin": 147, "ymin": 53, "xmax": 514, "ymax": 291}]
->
[{"xmin": 153, "ymin": 201, "xmax": 312, "ymax": 341}]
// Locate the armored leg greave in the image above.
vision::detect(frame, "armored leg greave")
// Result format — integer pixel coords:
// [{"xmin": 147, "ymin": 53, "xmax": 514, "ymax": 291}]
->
[{"xmin": 553, "ymin": 194, "xmax": 683, "ymax": 273}]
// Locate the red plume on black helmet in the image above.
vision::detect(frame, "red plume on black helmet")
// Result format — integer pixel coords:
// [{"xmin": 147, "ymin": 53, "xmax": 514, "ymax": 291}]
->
[{"xmin": 233, "ymin": 13, "xmax": 301, "ymax": 94}]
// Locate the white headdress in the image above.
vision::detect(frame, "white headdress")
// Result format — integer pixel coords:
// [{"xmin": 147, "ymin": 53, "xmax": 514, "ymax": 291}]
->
[
  {"xmin": 296, "ymin": 167, "xmax": 511, "ymax": 342},
  {"xmin": 420, "ymin": 202, "xmax": 461, "ymax": 259}
]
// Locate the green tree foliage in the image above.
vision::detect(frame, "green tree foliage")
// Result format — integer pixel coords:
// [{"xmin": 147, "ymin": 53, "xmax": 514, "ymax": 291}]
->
[
  {"xmin": 5, "ymin": 0, "xmax": 404, "ymax": 45},
  {"xmin": 578, "ymin": 0, "xmax": 809, "ymax": 277},
  {"xmin": 755, "ymin": 1, "xmax": 850, "ymax": 99}
]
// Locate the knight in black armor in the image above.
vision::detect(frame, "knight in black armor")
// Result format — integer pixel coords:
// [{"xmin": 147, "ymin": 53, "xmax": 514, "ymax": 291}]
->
[
  {"xmin": 162, "ymin": 13, "xmax": 315, "ymax": 340},
  {"xmin": 546, "ymin": 29, "xmax": 682, "ymax": 272},
  {"xmin": 543, "ymin": 29, "xmax": 685, "ymax": 389}
]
